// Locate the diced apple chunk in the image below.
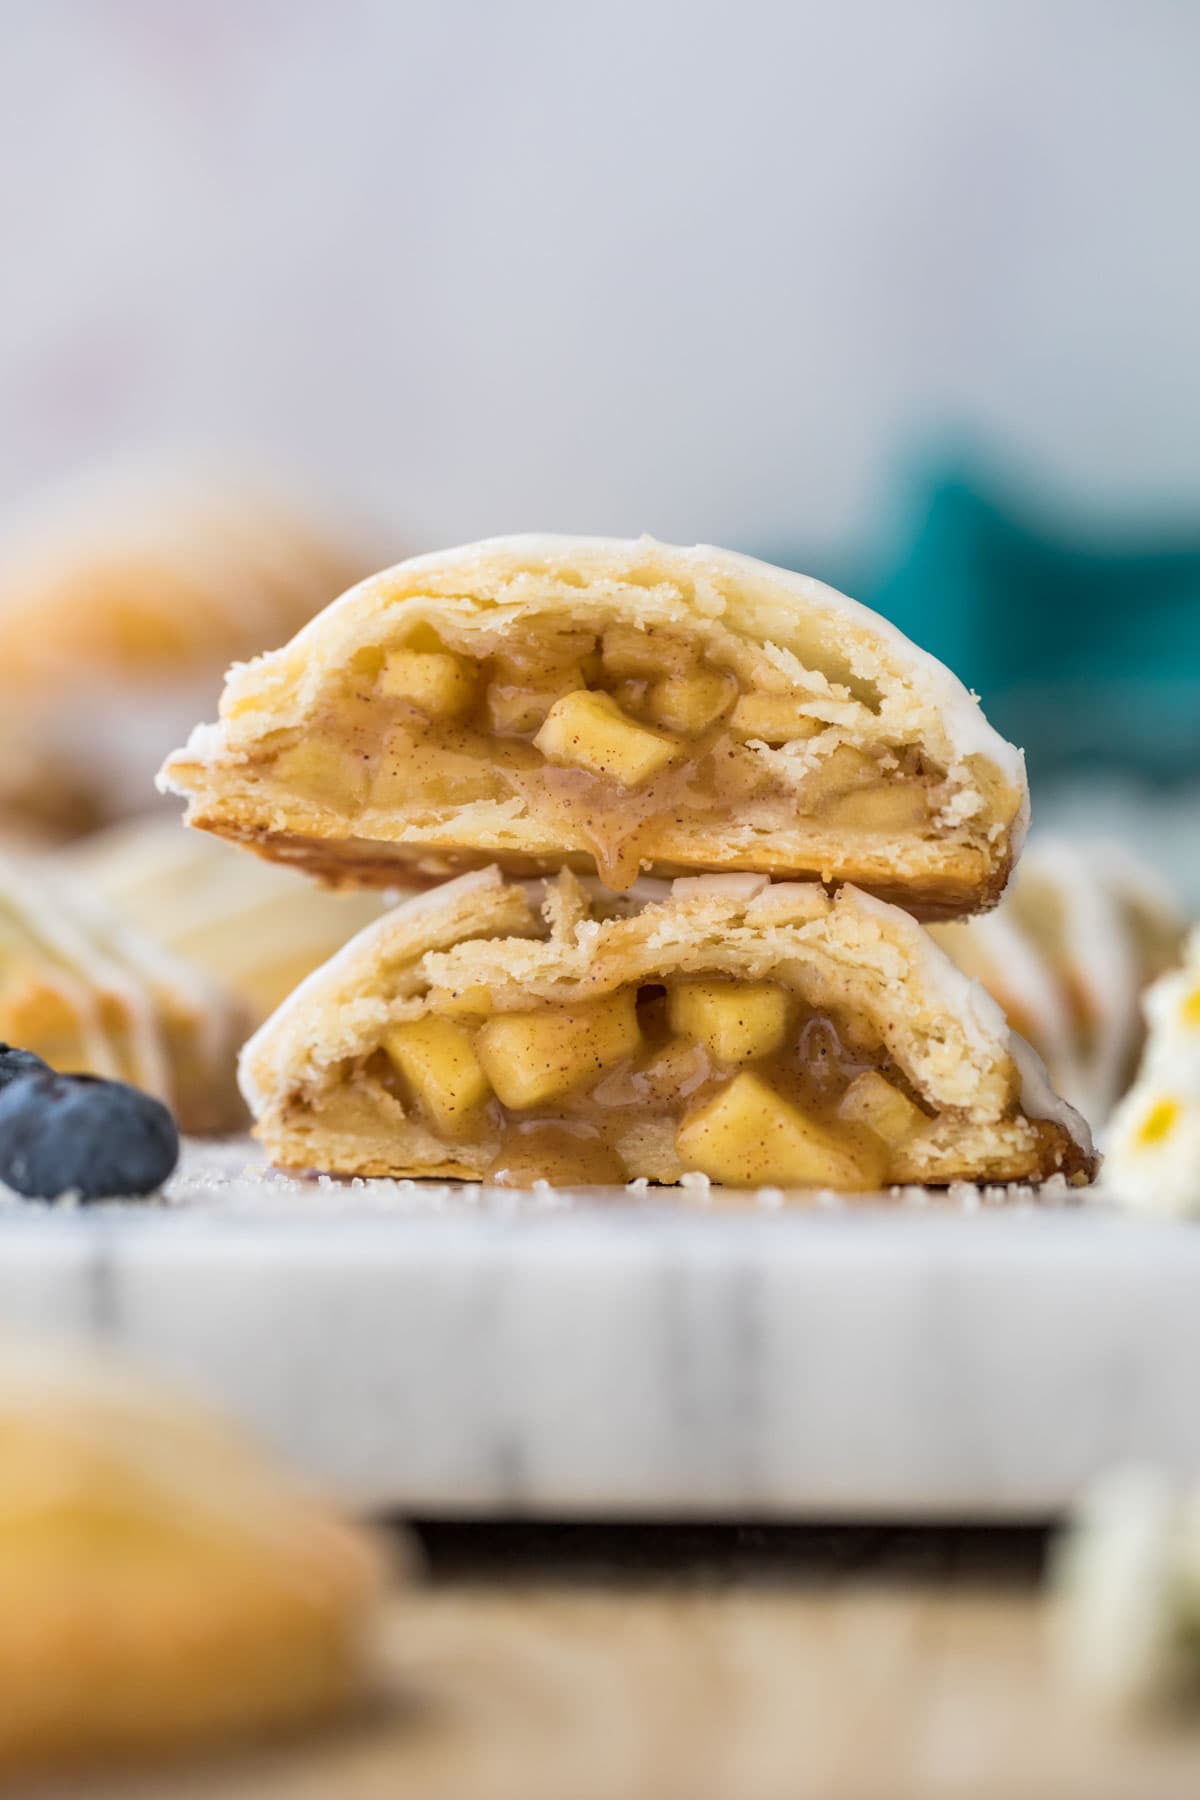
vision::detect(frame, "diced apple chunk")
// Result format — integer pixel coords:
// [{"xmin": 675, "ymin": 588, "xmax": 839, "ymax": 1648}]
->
[
  {"xmin": 837, "ymin": 1070, "xmax": 924, "ymax": 1146},
  {"xmin": 645, "ymin": 669, "xmax": 734, "ymax": 734},
  {"xmin": 819, "ymin": 783, "xmax": 929, "ymax": 831},
  {"xmin": 383, "ymin": 1016, "xmax": 492, "ymax": 1138},
  {"xmin": 476, "ymin": 991, "xmax": 642, "ymax": 1109},
  {"xmin": 676, "ymin": 1072, "xmax": 886, "ymax": 1189},
  {"xmin": 379, "ymin": 648, "xmax": 477, "ymax": 718},
  {"xmin": 488, "ymin": 1123, "xmax": 627, "ymax": 1187},
  {"xmin": 534, "ymin": 691, "xmax": 680, "ymax": 787},
  {"xmin": 668, "ymin": 980, "xmax": 789, "ymax": 1063},
  {"xmin": 729, "ymin": 694, "xmax": 824, "ymax": 743},
  {"xmin": 600, "ymin": 624, "xmax": 697, "ymax": 679},
  {"xmin": 273, "ymin": 738, "xmax": 368, "ymax": 811}
]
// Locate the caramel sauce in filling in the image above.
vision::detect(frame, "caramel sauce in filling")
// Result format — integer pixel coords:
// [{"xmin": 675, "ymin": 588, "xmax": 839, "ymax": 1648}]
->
[
  {"xmin": 488, "ymin": 1121, "xmax": 627, "ymax": 1189},
  {"xmin": 357, "ymin": 978, "xmax": 937, "ymax": 1188},
  {"xmin": 258, "ymin": 620, "xmax": 945, "ymax": 892}
]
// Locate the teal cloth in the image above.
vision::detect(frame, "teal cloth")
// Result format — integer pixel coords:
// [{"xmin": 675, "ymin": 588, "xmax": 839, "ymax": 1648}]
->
[{"xmin": 773, "ymin": 471, "xmax": 1200, "ymax": 780}]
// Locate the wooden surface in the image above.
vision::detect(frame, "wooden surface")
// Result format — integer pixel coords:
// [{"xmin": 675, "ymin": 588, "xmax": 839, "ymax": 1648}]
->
[{"xmin": 83, "ymin": 1525, "xmax": 1200, "ymax": 1800}]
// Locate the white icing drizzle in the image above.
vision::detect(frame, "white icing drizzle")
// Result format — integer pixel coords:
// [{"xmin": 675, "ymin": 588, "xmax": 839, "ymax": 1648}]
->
[
  {"xmin": 9, "ymin": 856, "xmax": 172, "ymax": 1101},
  {"xmin": 949, "ymin": 910, "xmax": 1086, "ymax": 1114},
  {"xmin": 66, "ymin": 818, "xmax": 385, "ymax": 1004},
  {"xmin": 0, "ymin": 849, "xmax": 237, "ymax": 1110},
  {"xmin": 1018, "ymin": 838, "xmax": 1142, "ymax": 1123},
  {"xmin": 1009, "ymin": 1030, "xmax": 1095, "ymax": 1158}
]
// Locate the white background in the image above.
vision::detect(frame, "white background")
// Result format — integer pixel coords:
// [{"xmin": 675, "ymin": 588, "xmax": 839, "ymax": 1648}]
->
[{"xmin": 0, "ymin": 0, "xmax": 1197, "ymax": 564}]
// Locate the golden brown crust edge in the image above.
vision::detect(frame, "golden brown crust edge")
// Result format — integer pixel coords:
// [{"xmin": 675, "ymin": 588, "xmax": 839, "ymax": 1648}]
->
[
  {"xmin": 178, "ymin": 800, "xmax": 1016, "ymax": 920},
  {"xmin": 255, "ymin": 1111, "xmax": 1091, "ymax": 1190}
]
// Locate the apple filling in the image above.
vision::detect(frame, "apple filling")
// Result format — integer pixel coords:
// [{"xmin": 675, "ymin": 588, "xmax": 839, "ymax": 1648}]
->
[
  {"xmin": 258, "ymin": 619, "xmax": 946, "ymax": 891},
  {"xmin": 337, "ymin": 976, "xmax": 936, "ymax": 1188}
]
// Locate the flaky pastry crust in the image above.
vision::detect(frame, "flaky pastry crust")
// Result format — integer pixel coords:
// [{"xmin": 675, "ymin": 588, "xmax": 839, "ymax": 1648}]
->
[
  {"xmin": 161, "ymin": 535, "xmax": 1028, "ymax": 915},
  {"xmin": 242, "ymin": 867, "xmax": 1094, "ymax": 1189}
]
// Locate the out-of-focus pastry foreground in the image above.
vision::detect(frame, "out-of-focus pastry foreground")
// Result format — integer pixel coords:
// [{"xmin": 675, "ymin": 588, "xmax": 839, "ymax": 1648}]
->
[{"xmin": 0, "ymin": 1339, "xmax": 397, "ymax": 1778}]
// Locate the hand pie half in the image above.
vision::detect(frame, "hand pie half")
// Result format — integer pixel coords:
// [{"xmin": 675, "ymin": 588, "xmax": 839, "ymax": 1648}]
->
[
  {"xmin": 161, "ymin": 536, "xmax": 1028, "ymax": 914},
  {"xmin": 241, "ymin": 867, "xmax": 1094, "ymax": 1190}
]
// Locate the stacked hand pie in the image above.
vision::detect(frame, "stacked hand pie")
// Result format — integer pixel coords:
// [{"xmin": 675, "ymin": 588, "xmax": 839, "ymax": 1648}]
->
[{"xmin": 162, "ymin": 535, "xmax": 1095, "ymax": 1190}]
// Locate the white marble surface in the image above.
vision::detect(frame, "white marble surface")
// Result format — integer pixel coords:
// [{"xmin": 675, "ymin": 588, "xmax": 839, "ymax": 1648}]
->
[{"xmin": 1, "ymin": 1142, "xmax": 1197, "ymax": 1521}]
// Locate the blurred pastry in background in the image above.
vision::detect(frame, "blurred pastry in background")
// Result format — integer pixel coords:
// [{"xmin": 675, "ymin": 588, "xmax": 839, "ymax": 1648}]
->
[
  {"xmin": 933, "ymin": 837, "xmax": 1187, "ymax": 1129},
  {"xmin": 0, "ymin": 849, "xmax": 245, "ymax": 1134},
  {"xmin": 65, "ymin": 816, "xmax": 393, "ymax": 1025},
  {"xmin": 0, "ymin": 1340, "xmax": 394, "ymax": 1778},
  {"xmin": 0, "ymin": 468, "xmax": 367, "ymax": 838},
  {"xmin": 929, "ymin": 907, "xmax": 1085, "ymax": 1117},
  {"xmin": 1052, "ymin": 1466, "xmax": 1200, "ymax": 1709},
  {"xmin": 1102, "ymin": 926, "xmax": 1200, "ymax": 1216},
  {"xmin": 1007, "ymin": 839, "xmax": 1185, "ymax": 1119}
]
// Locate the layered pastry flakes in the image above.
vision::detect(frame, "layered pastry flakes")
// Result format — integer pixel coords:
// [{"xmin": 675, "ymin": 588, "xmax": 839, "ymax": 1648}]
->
[
  {"xmin": 0, "ymin": 851, "xmax": 245, "ymax": 1134},
  {"xmin": 0, "ymin": 471, "xmax": 363, "ymax": 836},
  {"xmin": 65, "ymin": 817, "xmax": 391, "ymax": 1024},
  {"xmin": 1103, "ymin": 927, "xmax": 1200, "ymax": 1215},
  {"xmin": 934, "ymin": 838, "xmax": 1185, "ymax": 1127},
  {"xmin": 241, "ymin": 867, "xmax": 1094, "ymax": 1189},
  {"xmin": 161, "ymin": 536, "xmax": 1029, "ymax": 915},
  {"xmin": 0, "ymin": 1342, "xmax": 391, "ymax": 1776}
]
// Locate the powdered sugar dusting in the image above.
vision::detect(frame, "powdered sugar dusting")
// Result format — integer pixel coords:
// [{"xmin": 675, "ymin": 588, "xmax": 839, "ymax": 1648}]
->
[{"xmin": 145, "ymin": 1138, "xmax": 1088, "ymax": 1220}]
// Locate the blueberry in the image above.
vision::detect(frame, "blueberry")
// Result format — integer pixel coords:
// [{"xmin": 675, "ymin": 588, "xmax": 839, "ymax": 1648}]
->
[
  {"xmin": 0, "ymin": 1072, "xmax": 179, "ymax": 1201},
  {"xmin": 0, "ymin": 1045, "xmax": 50, "ymax": 1091}
]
